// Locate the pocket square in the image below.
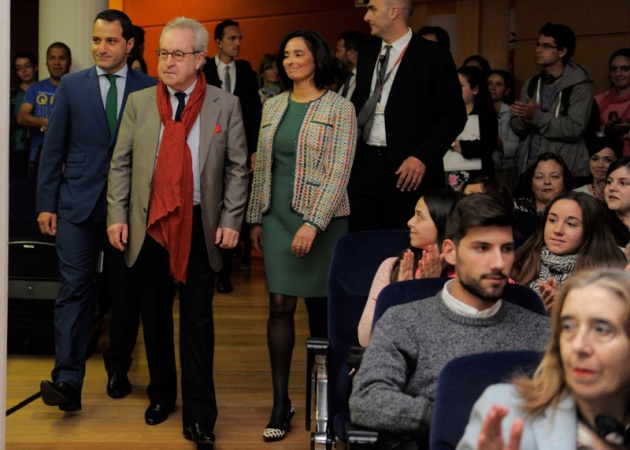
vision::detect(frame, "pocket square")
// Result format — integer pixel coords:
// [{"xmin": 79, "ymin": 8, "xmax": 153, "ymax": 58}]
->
[{"xmin": 214, "ymin": 124, "xmax": 222, "ymax": 134}]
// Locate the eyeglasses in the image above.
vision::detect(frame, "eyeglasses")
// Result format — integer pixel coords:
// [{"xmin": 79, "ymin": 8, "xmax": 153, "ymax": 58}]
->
[
  {"xmin": 156, "ymin": 50, "xmax": 201, "ymax": 62},
  {"xmin": 534, "ymin": 42, "xmax": 558, "ymax": 50}
]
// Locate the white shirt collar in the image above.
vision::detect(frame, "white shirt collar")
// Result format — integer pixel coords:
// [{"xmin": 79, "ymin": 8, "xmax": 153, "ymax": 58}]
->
[
  {"xmin": 442, "ymin": 279, "xmax": 503, "ymax": 318},
  {"xmin": 215, "ymin": 55, "xmax": 233, "ymax": 71},
  {"xmin": 96, "ymin": 64, "xmax": 128, "ymax": 79},
  {"xmin": 381, "ymin": 27, "xmax": 413, "ymax": 53},
  {"xmin": 166, "ymin": 79, "xmax": 197, "ymax": 97}
]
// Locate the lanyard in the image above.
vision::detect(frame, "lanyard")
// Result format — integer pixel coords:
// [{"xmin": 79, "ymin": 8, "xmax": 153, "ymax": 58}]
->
[{"xmin": 378, "ymin": 41, "xmax": 410, "ymax": 92}]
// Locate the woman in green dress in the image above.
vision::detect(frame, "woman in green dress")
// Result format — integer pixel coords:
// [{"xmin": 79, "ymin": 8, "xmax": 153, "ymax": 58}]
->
[{"xmin": 246, "ymin": 30, "xmax": 357, "ymax": 442}]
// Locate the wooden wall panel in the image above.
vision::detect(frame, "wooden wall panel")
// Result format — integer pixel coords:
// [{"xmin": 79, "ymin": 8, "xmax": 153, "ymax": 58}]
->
[
  {"xmin": 122, "ymin": 0, "xmax": 366, "ymax": 77},
  {"xmin": 11, "ymin": 0, "xmax": 39, "ymax": 89},
  {"xmin": 514, "ymin": 0, "xmax": 630, "ymax": 95},
  {"xmin": 480, "ymin": 0, "xmax": 510, "ymax": 70},
  {"xmin": 455, "ymin": 0, "xmax": 480, "ymax": 66},
  {"xmin": 514, "ymin": 0, "xmax": 629, "ymax": 39}
]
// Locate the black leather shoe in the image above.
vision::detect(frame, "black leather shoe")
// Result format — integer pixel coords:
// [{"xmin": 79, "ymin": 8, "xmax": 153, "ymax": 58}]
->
[
  {"xmin": 217, "ymin": 278, "xmax": 233, "ymax": 294},
  {"xmin": 107, "ymin": 373, "xmax": 131, "ymax": 399},
  {"xmin": 144, "ymin": 403, "xmax": 174, "ymax": 425},
  {"xmin": 40, "ymin": 380, "xmax": 82, "ymax": 412},
  {"xmin": 183, "ymin": 423, "xmax": 216, "ymax": 448}
]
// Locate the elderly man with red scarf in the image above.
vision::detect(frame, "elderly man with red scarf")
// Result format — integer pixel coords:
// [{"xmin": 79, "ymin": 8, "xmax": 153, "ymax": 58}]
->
[{"xmin": 107, "ymin": 16, "xmax": 248, "ymax": 448}]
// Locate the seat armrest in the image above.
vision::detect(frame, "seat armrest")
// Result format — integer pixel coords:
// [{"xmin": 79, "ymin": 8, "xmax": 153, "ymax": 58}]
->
[
  {"xmin": 347, "ymin": 422, "xmax": 379, "ymax": 448},
  {"xmin": 306, "ymin": 338, "xmax": 330, "ymax": 431},
  {"xmin": 307, "ymin": 337, "xmax": 330, "ymax": 353}
]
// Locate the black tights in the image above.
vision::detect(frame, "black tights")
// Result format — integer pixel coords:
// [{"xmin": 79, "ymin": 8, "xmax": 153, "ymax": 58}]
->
[{"xmin": 267, "ymin": 293, "xmax": 327, "ymax": 426}]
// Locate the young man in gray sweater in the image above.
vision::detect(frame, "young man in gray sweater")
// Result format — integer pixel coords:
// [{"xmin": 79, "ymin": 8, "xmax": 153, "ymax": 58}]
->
[{"xmin": 349, "ymin": 194, "xmax": 551, "ymax": 450}]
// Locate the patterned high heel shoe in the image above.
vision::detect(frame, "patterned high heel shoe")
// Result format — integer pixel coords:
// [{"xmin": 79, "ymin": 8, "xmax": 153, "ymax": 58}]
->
[{"xmin": 262, "ymin": 404, "xmax": 295, "ymax": 442}]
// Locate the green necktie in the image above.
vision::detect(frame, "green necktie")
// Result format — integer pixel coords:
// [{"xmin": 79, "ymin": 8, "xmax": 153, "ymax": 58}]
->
[{"xmin": 105, "ymin": 74, "xmax": 118, "ymax": 135}]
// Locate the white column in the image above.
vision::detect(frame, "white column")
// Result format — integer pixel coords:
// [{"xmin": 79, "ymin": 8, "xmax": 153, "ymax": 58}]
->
[
  {"xmin": 1, "ymin": 2, "xmax": 108, "ymax": 447},
  {"xmin": 39, "ymin": 0, "xmax": 108, "ymax": 74},
  {"xmin": 1, "ymin": 0, "xmax": 9, "ymax": 446}
]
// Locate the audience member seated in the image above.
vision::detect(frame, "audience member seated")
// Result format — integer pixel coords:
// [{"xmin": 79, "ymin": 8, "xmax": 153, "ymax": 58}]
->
[
  {"xmin": 463, "ymin": 54, "xmax": 491, "ymax": 79},
  {"xmin": 512, "ymin": 191, "xmax": 626, "ymax": 313},
  {"xmin": 595, "ymin": 48, "xmax": 630, "ymax": 156},
  {"xmin": 513, "ymin": 152, "xmax": 572, "ymax": 239},
  {"xmin": 458, "ymin": 268, "xmax": 630, "ymax": 450},
  {"xmin": 462, "ymin": 177, "xmax": 514, "ymax": 219},
  {"xmin": 488, "ymin": 70, "xmax": 519, "ymax": 190},
  {"xmin": 349, "ymin": 194, "xmax": 551, "ymax": 450},
  {"xmin": 574, "ymin": 135, "xmax": 622, "ymax": 201},
  {"xmin": 416, "ymin": 25, "xmax": 450, "ymax": 50},
  {"xmin": 445, "ymin": 66, "xmax": 498, "ymax": 191},
  {"xmin": 605, "ymin": 157, "xmax": 630, "ymax": 233},
  {"xmin": 357, "ymin": 189, "xmax": 461, "ymax": 347},
  {"xmin": 257, "ymin": 53, "xmax": 283, "ymax": 104}
]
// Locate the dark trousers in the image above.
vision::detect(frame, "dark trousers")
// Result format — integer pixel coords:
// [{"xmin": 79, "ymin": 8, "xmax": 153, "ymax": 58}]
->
[
  {"xmin": 102, "ymin": 246, "xmax": 140, "ymax": 375},
  {"xmin": 348, "ymin": 144, "xmax": 423, "ymax": 232},
  {"xmin": 133, "ymin": 206, "xmax": 218, "ymax": 427},
  {"xmin": 52, "ymin": 216, "xmax": 138, "ymax": 392}
]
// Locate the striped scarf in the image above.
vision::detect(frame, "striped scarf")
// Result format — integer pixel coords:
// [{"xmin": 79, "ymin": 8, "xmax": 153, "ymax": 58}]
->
[{"xmin": 529, "ymin": 247, "xmax": 576, "ymax": 295}]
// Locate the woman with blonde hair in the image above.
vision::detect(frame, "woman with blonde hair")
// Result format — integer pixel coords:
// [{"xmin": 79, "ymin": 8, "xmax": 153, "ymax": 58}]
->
[{"xmin": 458, "ymin": 268, "xmax": 630, "ymax": 449}]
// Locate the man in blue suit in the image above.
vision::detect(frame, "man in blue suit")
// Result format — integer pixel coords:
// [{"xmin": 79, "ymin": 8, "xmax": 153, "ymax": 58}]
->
[{"xmin": 36, "ymin": 9, "xmax": 157, "ymax": 412}]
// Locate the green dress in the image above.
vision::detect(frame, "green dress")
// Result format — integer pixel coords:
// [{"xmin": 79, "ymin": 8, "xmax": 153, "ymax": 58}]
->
[{"xmin": 262, "ymin": 99, "xmax": 348, "ymax": 297}]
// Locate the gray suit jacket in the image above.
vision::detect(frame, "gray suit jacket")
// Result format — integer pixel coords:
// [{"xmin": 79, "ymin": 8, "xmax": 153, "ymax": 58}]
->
[
  {"xmin": 457, "ymin": 383, "xmax": 577, "ymax": 450},
  {"xmin": 107, "ymin": 83, "xmax": 249, "ymax": 272}
]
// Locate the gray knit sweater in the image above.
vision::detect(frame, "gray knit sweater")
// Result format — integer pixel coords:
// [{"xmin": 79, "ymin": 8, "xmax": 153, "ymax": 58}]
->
[{"xmin": 348, "ymin": 292, "xmax": 551, "ymax": 438}]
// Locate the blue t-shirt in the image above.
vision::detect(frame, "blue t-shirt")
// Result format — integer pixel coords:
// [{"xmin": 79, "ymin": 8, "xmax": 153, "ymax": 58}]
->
[{"xmin": 23, "ymin": 78, "xmax": 58, "ymax": 161}]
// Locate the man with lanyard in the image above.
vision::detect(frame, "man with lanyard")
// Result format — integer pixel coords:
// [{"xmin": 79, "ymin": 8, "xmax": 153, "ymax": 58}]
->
[{"xmin": 349, "ymin": 0, "xmax": 466, "ymax": 232}]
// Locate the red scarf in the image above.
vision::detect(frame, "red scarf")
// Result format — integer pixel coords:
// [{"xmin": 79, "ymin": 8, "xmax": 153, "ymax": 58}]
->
[{"xmin": 147, "ymin": 71, "xmax": 206, "ymax": 283}]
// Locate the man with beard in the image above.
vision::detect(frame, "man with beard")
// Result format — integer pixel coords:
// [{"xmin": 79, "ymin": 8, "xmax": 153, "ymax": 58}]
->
[{"xmin": 349, "ymin": 194, "xmax": 550, "ymax": 450}]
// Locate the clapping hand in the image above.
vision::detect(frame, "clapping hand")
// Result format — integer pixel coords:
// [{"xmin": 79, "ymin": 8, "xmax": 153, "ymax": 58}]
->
[
  {"xmin": 539, "ymin": 277, "xmax": 559, "ymax": 313},
  {"xmin": 396, "ymin": 249, "xmax": 415, "ymax": 282},
  {"xmin": 416, "ymin": 245, "xmax": 443, "ymax": 279},
  {"xmin": 478, "ymin": 405, "xmax": 523, "ymax": 450},
  {"xmin": 511, "ymin": 96, "xmax": 540, "ymax": 123}
]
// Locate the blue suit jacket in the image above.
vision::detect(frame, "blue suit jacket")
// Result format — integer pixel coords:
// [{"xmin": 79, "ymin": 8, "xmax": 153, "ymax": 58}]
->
[
  {"xmin": 36, "ymin": 66, "xmax": 157, "ymax": 223},
  {"xmin": 457, "ymin": 383, "xmax": 577, "ymax": 450}
]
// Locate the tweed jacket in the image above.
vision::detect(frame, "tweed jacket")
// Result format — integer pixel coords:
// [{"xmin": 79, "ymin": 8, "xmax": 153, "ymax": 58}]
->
[{"xmin": 246, "ymin": 90, "xmax": 357, "ymax": 231}]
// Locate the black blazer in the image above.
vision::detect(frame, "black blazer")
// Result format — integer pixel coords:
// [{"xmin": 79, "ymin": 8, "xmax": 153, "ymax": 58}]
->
[
  {"xmin": 353, "ymin": 34, "xmax": 467, "ymax": 186},
  {"xmin": 203, "ymin": 57, "xmax": 261, "ymax": 158}
]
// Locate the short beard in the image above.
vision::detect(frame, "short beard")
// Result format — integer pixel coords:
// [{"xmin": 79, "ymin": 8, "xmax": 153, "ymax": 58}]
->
[{"xmin": 459, "ymin": 273, "xmax": 507, "ymax": 303}]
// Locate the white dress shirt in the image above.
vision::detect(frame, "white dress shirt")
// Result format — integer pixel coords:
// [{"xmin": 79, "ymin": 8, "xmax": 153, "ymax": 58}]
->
[
  {"xmin": 96, "ymin": 65, "xmax": 128, "ymax": 118},
  {"xmin": 215, "ymin": 55, "xmax": 236, "ymax": 94},
  {"xmin": 442, "ymin": 279, "xmax": 503, "ymax": 318},
  {"xmin": 157, "ymin": 80, "xmax": 202, "ymax": 205},
  {"xmin": 366, "ymin": 27, "xmax": 413, "ymax": 147},
  {"xmin": 338, "ymin": 68, "xmax": 357, "ymax": 100}
]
